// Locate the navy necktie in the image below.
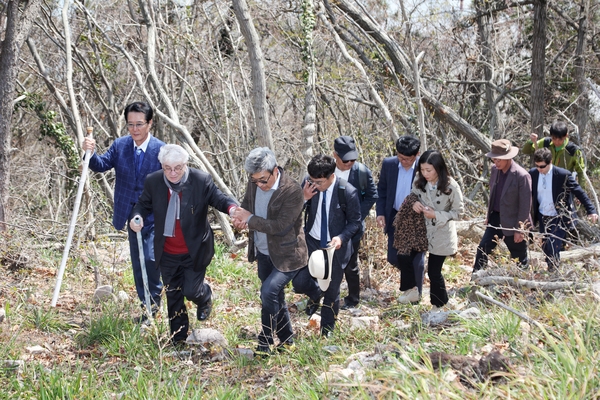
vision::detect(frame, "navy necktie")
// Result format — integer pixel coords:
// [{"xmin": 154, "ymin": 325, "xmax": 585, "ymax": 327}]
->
[
  {"xmin": 135, "ymin": 148, "xmax": 143, "ymax": 175},
  {"xmin": 320, "ymin": 191, "xmax": 328, "ymax": 248}
]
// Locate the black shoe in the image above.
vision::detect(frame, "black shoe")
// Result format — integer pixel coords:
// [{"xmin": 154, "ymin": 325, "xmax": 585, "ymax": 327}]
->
[
  {"xmin": 197, "ymin": 300, "xmax": 213, "ymax": 321},
  {"xmin": 305, "ymin": 298, "xmax": 321, "ymax": 316},
  {"xmin": 135, "ymin": 309, "xmax": 158, "ymax": 324},
  {"xmin": 340, "ymin": 300, "xmax": 358, "ymax": 310},
  {"xmin": 254, "ymin": 344, "xmax": 272, "ymax": 357}
]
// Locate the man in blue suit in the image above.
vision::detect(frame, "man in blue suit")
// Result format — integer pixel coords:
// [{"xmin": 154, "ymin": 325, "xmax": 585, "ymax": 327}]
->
[
  {"xmin": 83, "ymin": 102, "xmax": 164, "ymax": 316},
  {"xmin": 529, "ymin": 148, "xmax": 597, "ymax": 271},
  {"xmin": 375, "ymin": 135, "xmax": 425, "ymax": 303},
  {"xmin": 293, "ymin": 154, "xmax": 361, "ymax": 336},
  {"xmin": 332, "ymin": 136, "xmax": 378, "ymax": 309}
]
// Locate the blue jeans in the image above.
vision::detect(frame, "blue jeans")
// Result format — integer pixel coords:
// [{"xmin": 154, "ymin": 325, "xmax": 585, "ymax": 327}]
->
[
  {"xmin": 539, "ymin": 216, "xmax": 567, "ymax": 270},
  {"xmin": 128, "ymin": 224, "xmax": 163, "ymax": 308},
  {"xmin": 257, "ymin": 252, "xmax": 298, "ymax": 346}
]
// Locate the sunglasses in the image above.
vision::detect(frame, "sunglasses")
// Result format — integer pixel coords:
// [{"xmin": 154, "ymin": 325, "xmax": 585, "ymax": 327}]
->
[
  {"xmin": 535, "ymin": 164, "xmax": 548, "ymax": 169},
  {"xmin": 251, "ymin": 171, "xmax": 273, "ymax": 185},
  {"xmin": 342, "ymin": 159, "xmax": 356, "ymax": 164}
]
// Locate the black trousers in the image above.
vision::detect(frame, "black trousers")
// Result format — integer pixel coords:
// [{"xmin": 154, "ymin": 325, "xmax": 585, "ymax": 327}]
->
[
  {"xmin": 396, "ymin": 250, "xmax": 426, "ymax": 293},
  {"xmin": 160, "ymin": 252, "xmax": 212, "ymax": 343},
  {"xmin": 343, "ymin": 238, "xmax": 361, "ymax": 305},
  {"xmin": 428, "ymin": 254, "xmax": 448, "ymax": 307},
  {"xmin": 473, "ymin": 211, "xmax": 528, "ymax": 270}
]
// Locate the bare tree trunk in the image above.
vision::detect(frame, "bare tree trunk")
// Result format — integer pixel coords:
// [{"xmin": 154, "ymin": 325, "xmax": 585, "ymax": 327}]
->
[
  {"xmin": 0, "ymin": 0, "xmax": 42, "ymax": 231},
  {"xmin": 530, "ymin": 0, "xmax": 547, "ymax": 138},
  {"xmin": 301, "ymin": 0, "xmax": 316, "ymax": 160},
  {"xmin": 475, "ymin": 0, "xmax": 498, "ymax": 139},
  {"xmin": 574, "ymin": 0, "xmax": 589, "ymax": 138},
  {"xmin": 232, "ymin": 0, "xmax": 273, "ymax": 150}
]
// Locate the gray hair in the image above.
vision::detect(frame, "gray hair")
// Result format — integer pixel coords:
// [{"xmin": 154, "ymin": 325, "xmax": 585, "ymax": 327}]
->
[
  {"xmin": 244, "ymin": 147, "xmax": 277, "ymax": 174},
  {"xmin": 158, "ymin": 144, "xmax": 189, "ymax": 165}
]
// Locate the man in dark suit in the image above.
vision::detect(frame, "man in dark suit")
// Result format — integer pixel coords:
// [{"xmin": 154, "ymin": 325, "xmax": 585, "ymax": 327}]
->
[
  {"xmin": 473, "ymin": 139, "xmax": 533, "ymax": 271},
  {"xmin": 375, "ymin": 135, "xmax": 424, "ymax": 303},
  {"xmin": 332, "ymin": 136, "xmax": 378, "ymax": 309},
  {"xmin": 83, "ymin": 102, "xmax": 164, "ymax": 315},
  {"xmin": 529, "ymin": 148, "xmax": 597, "ymax": 271},
  {"xmin": 130, "ymin": 144, "xmax": 237, "ymax": 344},
  {"xmin": 292, "ymin": 154, "xmax": 361, "ymax": 336},
  {"xmin": 232, "ymin": 147, "xmax": 308, "ymax": 355}
]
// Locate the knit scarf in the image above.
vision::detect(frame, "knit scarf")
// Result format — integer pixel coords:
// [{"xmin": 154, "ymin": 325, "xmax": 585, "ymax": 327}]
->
[{"xmin": 163, "ymin": 167, "xmax": 190, "ymax": 237}]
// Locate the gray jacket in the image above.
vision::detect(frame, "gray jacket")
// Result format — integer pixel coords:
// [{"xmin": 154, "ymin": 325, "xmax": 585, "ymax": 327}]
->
[{"xmin": 412, "ymin": 177, "xmax": 463, "ymax": 256}]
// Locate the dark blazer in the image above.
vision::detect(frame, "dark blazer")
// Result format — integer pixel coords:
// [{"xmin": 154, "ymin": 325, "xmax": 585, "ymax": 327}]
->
[
  {"xmin": 241, "ymin": 167, "xmax": 308, "ymax": 272},
  {"xmin": 375, "ymin": 156, "xmax": 418, "ymax": 234},
  {"xmin": 487, "ymin": 160, "xmax": 533, "ymax": 236},
  {"xmin": 305, "ymin": 178, "xmax": 362, "ymax": 266},
  {"xmin": 88, "ymin": 135, "xmax": 165, "ymax": 230},
  {"xmin": 347, "ymin": 162, "xmax": 378, "ymax": 243},
  {"xmin": 132, "ymin": 168, "xmax": 237, "ymax": 271},
  {"xmin": 529, "ymin": 165, "xmax": 596, "ymax": 228}
]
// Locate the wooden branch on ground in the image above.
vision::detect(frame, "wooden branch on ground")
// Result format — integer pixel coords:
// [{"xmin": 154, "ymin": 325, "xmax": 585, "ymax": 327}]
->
[
  {"xmin": 470, "ymin": 289, "xmax": 561, "ymax": 340},
  {"xmin": 473, "ymin": 276, "xmax": 588, "ymax": 291}
]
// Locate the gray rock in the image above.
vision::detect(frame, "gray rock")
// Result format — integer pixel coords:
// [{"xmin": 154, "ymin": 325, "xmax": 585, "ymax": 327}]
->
[
  {"xmin": 93, "ymin": 285, "xmax": 114, "ymax": 303},
  {"xmin": 323, "ymin": 345, "xmax": 342, "ymax": 354},
  {"xmin": 458, "ymin": 307, "xmax": 481, "ymax": 319},
  {"xmin": 592, "ymin": 282, "xmax": 600, "ymax": 299},
  {"xmin": 117, "ymin": 291, "xmax": 130, "ymax": 302},
  {"xmin": 350, "ymin": 316, "xmax": 379, "ymax": 331},
  {"xmin": 231, "ymin": 348, "xmax": 254, "ymax": 360},
  {"xmin": 186, "ymin": 328, "xmax": 228, "ymax": 348},
  {"xmin": 421, "ymin": 311, "xmax": 450, "ymax": 325}
]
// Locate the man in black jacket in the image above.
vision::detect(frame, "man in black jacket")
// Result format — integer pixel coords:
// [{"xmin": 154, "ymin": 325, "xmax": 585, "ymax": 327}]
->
[
  {"xmin": 529, "ymin": 148, "xmax": 597, "ymax": 271},
  {"xmin": 130, "ymin": 144, "xmax": 237, "ymax": 344},
  {"xmin": 332, "ymin": 136, "xmax": 378, "ymax": 309}
]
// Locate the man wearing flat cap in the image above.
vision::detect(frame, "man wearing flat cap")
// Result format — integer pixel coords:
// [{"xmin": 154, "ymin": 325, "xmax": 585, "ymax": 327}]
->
[
  {"xmin": 332, "ymin": 136, "xmax": 378, "ymax": 309},
  {"xmin": 473, "ymin": 139, "xmax": 533, "ymax": 271}
]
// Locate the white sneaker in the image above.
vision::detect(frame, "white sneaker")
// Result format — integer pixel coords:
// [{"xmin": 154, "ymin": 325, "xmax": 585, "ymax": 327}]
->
[{"xmin": 398, "ymin": 287, "xmax": 420, "ymax": 304}]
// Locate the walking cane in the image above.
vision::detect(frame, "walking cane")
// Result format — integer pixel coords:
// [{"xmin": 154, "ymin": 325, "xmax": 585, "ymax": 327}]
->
[
  {"xmin": 132, "ymin": 215, "xmax": 153, "ymax": 320},
  {"xmin": 52, "ymin": 127, "xmax": 94, "ymax": 307}
]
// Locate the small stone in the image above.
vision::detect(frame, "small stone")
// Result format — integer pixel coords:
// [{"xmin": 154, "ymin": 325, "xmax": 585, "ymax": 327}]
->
[
  {"xmin": 350, "ymin": 316, "xmax": 379, "ymax": 331},
  {"xmin": 26, "ymin": 345, "xmax": 46, "ymax": 354},
  {"xmin": 323, "ymin": 345, "xmax": 342, "ymax": 354},
  {"xmin": 231, "ymin": 348, "xmax": 254, "ymax": 360},
  {"xmin": 117, "ymin": 291, "xmax": 130, "ymax": 302},
  {"xmin": 422, "ymin": 311, "xmax": 450, "ymax": 325},
  {"xmin": 186, "ymin": 328, "xmax": 228, "ymax": 348},
  {"xmin": 93, "ymin": 285, "xmax": 114, "ymax": 303},
  {"xmin": 458, "ymin": 307, "xmax": 481, "ymax": 319}
]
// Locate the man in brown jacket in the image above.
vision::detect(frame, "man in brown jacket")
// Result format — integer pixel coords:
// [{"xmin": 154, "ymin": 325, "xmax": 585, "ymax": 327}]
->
[
  {"xmin": 232, "ymin": 147, "xmax": 308, "ymax": 355},
  {"xmin": 473, "ymin": 139, "xmax": 533, "ymax": 271}
]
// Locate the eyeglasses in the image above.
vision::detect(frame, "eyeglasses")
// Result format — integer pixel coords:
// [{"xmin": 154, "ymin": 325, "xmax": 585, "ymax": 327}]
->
[
  {"xmin": 251, "ymin": 171, "xmax": 272, "ymax": 185},
  {"xmin": 308, "ymin": 177, "xmax": 329, "ymax": 187},
  {"xmin": 490, "ymin": 158, "xmax": 503, "ymax": 163},
  {"xmin": 535, "ymin": 164, "xmax": 548, "ymax": 169},
  {"xmin": 342, "ymin": 159, "xmax": 356, "ymax": 164},
  {"xmin": 127, "ymin": 122, "xmax": 148, "ymax": 130},
  {"xmin": 163, "ymin": 164, "xmax": 185, "ymax": 173}
]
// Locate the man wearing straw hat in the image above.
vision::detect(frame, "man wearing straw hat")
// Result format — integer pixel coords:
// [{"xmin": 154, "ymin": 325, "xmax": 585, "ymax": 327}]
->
[{"xmin": 473, "ymin": 139, "xmax": 533, "ymax": 271}]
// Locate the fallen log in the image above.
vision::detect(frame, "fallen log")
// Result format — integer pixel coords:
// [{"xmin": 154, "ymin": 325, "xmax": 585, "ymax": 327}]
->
[{"xmin": 473, "ymin": 276, "xmax": 588, "ymax": 291}]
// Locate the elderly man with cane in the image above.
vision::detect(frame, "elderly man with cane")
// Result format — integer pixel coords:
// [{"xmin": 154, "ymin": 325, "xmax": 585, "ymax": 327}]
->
[{"xmin": 131, "ymin": 144, "xmax": 238, "ymax": 345}]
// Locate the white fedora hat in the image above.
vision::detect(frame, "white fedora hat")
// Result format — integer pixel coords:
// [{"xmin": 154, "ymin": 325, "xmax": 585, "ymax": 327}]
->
[{"xmin": 308, "ymin": 246, "xmax": 335, "ymax": 291}]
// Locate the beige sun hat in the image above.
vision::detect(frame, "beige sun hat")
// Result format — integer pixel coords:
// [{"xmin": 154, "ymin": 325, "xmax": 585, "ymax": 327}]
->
[{"xmin": 308, "ymin": 246, "xmax": 335, "ymax": 291}]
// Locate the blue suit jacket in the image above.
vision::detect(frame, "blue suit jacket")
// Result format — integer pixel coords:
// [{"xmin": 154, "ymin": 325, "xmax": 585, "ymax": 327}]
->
[
  {"xmin": 88, "ymin": 135, "xmax": 165, "ymax": 230},
  {"xmin": 305, "ymin": 178, "xmax": 362, "ymax": 268},
  {"xmin": 375, "ymin": 156, "xmax": 418, "ymax": 235},
  {"xmin": 529, "ymin": 165, "xmax": 596, "ymax": 228}
]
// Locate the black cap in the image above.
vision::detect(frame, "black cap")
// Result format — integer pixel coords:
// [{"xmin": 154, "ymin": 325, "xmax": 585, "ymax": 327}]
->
[{"xmin": 334, "ymin": 136, "xmax": 359, "ymax": 161}]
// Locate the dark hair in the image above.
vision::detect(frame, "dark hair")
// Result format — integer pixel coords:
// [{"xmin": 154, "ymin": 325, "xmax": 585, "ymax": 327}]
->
[
  {"xmin": 414, "ymin": 149, "xmax": 452, "ymax": 195},
  {"xmin": 307, "ymin": 154, "xmax": 336, "ymax": 179},
  {"xmin": 124, "ymin": 102, "xmax": 154, "ymax": 122},
  {"xmin": 395, "ymin": 135, "xmax": 420, "ymax": 156},
  {"xmin": 533, "ymin": 147, "xmax": 552, "ymax": 164},
  {"xmin": 549, "ymin": 120, "xmax": 568, "ymax": 138}
]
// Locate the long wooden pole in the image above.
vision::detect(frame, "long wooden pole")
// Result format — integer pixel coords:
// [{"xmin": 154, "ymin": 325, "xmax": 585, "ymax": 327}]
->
[{"xmin": 52, "ymin": 127, "xmax": 93, "ymax": 307}]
